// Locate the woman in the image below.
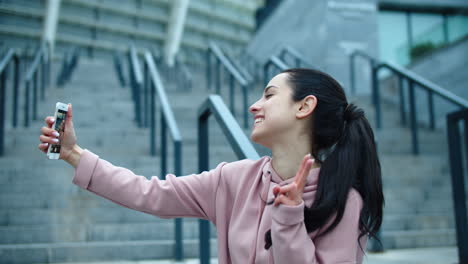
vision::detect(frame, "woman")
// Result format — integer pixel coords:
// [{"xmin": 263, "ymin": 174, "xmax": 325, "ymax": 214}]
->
[{"xmin": 38, "ymin": 68, "xmax": 384, "ymax": 263}]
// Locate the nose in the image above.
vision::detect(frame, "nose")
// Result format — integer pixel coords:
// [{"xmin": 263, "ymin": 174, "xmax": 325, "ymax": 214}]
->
[{"xmin": 249, "ymin": 100, "xmax": 261, "ymax": 114}]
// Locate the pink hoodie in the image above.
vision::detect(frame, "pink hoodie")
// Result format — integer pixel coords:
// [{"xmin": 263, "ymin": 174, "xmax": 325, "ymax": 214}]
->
[{"xmin": 73, "ymin": 150, "xmax": 367, "ymax": 263}]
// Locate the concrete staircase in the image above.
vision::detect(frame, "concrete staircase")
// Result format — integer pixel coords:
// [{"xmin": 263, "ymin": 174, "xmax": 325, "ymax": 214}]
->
[{"xmin": 353, "ymin": 92, "xmax": 459, "ymax": 250}]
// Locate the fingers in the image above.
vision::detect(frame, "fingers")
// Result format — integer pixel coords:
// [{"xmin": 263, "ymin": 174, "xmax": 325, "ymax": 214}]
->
[
  {"xmin": 41, "ymin": 126, "xmax": 60, "ymax": 138},
  {"xmin": 45, "ymin": 116, "xmax": 55, "ymax": 128},
  {"xmin": 39, "ymin": 134, "xmax": 59, "ymax": 145},
  {"xmin": 295, "ymin": 154, "xmax": 315, "ymax": 190},
  {"xmin": 273, "ymin": 184, "xmax": 296, "ymax": 196},
  {"xmin": 38, "ymin": 142, "xmax": 49, "ymax": 153}
]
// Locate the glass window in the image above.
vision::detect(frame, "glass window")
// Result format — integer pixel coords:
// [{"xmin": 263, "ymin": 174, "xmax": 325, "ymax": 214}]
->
[
  {"xmin": 448, "ymin": 15, "xmax": 468, "ymax": 42},
  {"xmin": 378, "ymin": 11, "xmax": 408, "ymax": 65}
]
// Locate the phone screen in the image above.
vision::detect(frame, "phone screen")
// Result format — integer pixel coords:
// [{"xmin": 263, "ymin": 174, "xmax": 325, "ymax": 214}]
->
[{"xmin": 50, "ymin": 109, "xmax": 67, "ymax": 154}]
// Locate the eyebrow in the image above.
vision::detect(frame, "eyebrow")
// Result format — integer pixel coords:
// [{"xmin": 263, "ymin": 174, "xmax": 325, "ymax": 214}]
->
[{"xmin": 264, "ymin": 85, "xmax": 279, "ymax": 94}]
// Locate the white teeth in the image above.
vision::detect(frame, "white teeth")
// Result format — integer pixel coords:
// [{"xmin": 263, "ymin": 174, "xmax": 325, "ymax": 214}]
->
[{"xmin": 254, "ymin": 118, "xmax": 264, "ymax": 124}]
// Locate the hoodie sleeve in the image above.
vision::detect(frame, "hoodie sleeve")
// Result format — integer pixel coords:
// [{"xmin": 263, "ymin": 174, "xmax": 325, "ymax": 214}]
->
[
  {"xmin": 270, "ymin": 190, "xmax": 364, "ymax": 264},
  {"xmin": 72, "ymin": 149, "xmax": 225, "ymax": 222}
]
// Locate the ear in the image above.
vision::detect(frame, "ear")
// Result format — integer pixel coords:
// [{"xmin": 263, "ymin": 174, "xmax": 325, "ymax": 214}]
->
[{"xmin": 296, "ymin": 95, "xmax": 317, "ymax": 119}]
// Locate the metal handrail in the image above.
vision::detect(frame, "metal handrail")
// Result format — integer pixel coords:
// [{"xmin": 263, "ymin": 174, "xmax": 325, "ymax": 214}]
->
[
  {"xmin": 263, "ymin": 55, "xmax": 289, "ymax": 86},
  {"xmin": 206, "ymin": 42, "xmax": 250, "ymax": 128},
  {"xmin": 128, "ymin": 45, "xmax": 144, "ymax": 127},
  {"xmin": 350, "ymin": 49, "xmax": 468, "ymax": 154},
  {"xmin": 113, "ymin": 51, "xmax": 126, "ymax": 87},
  {"xmin": 24, "ymin": 43, "xmax": 50, "ymax": 127},
  {"xmin": 197, "ymin": 94, "xmax": 260, "ymax": 264},
  {"xmin": 223, "ymin": 50, "xmax": 254, "ymax": 85},
  {"xmin": 142, "ymin": 50, "xmax": 184, "ymax": 261},
  {"xmin": 0, "ymin": 48, "xmax": 20, "ymax": 156},
  {"xmin": 279, "ymin": 45, "xmax": 312, "ymax": 68},
  {"xmin": 57, "ymin": 47, "xmax": 80, "ymax": 87},
  {"xmin": 446, "ymin": 108, "xmax": 468, "ymax": 263}
]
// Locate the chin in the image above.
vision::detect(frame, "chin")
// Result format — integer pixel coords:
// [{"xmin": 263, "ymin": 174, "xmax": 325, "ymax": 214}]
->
[{"xmin": 250, "ymin": 130, "xmax": 272, "ymax": 149}]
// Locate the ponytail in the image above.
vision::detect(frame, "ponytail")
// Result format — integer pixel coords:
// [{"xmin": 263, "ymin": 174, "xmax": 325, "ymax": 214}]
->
[{"xmin": 264, "ymin": 68, "xmax": 384, "ymax": 251}]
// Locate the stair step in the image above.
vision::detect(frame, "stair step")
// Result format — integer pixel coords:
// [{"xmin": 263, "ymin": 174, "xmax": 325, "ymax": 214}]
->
[{"xmin": 0, "ymin": 239, "xmax": 218, "ymax": 263}]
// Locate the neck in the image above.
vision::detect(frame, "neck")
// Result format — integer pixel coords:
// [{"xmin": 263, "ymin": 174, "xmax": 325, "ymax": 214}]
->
[{"xmin": 270, "ymin": 134, "xmax": 319, "ymax": 181}]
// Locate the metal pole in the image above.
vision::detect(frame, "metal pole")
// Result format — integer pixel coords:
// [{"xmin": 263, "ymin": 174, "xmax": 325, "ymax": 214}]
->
[
  {"xmin": 350, "ymin": 54, "xmax": 355, "ymax": 95},
  {"xmin": 33, "ymin": 71, "xmax": 38, "ymax": 121},
  {"xmin": 447, "ymin": 114, "xmax": 468, "ymax": 263},
  {"xmin": 398, "ymin": 76, "xmax": 406, "ymax": 126},
  {"xmin": 161, "ymin": 113, "xmax": 167, "ymax": 180},
  {"xmin": 174, "ymin": 140, "xmax": 183, "ymax": 261},
  {"xmin": 428, "ymin": 91, "xmax": 435, "ymax": 130},
  {"xmin": 0, "ymin": 72, "xmax": 6, "ymax": 156},
  {"xmin": 198, "ymin": 111, "xmax": 210, "ymax": 264},
  {"xmin": 206, "ymin": 50, "xmax": 211, "ymax": 90},
  {"xmin": 408, "ymin": 80, "xmax": 419, "ymax": 155},
  {"xmin": 372, "ymin": 62, "xmax": 382, "ymax": 129},
  {"xmin": 12, "ymin": 58, "xmax": 20, "ymax": 128},
  {"xmin": 144, "ymin": 63, "xmax": 149, "ymax": 128},
  {"xmin": 41, "ymin": 53, "xmax": 46, "ymax": 100},
  {"xmin": 243, "ymin": 84, "xmax": 248, "ymax": 129},
  {"xmin": 24, "ymin": 80, "xmax": 30, "ymax": 127},
  {"xmin": 229, "ymin": 74, "xmax": 235, "ymax": 116},
  {"xmin": 215, "ymin": 59, "xmax": 220, "ymax": 95},
  {"xmin": 150, "ymin": 81, "xmax": 156, "ymax": 156}
]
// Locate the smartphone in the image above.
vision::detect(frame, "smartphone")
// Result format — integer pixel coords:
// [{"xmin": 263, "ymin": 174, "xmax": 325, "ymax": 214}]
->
[{"xmin": 47, "ymin": 102, "xmax": 68, "ymax": 159}]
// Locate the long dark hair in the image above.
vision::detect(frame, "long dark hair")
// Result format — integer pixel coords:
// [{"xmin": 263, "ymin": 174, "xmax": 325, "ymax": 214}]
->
[{"xmin": 264, "ymin": 68, "xmax": 384, "ymax": 250}]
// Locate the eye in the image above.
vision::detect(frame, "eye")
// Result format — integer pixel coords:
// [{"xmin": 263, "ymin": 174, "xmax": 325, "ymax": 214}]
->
[{"xmin": 265, "ymin": 93, "xmax": 273, "ymax": 99}]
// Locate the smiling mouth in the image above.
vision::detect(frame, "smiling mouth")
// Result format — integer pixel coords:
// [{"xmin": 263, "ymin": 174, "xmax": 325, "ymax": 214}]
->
[{"xmin": 254, "ymin": 117, "xmax": 264, "ymax": 125}]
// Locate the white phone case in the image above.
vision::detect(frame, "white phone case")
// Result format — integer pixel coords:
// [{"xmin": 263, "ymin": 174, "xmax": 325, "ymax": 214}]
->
[{"xmin": 47, "ymin": 102, "xmax": 69, "ymax": 159}]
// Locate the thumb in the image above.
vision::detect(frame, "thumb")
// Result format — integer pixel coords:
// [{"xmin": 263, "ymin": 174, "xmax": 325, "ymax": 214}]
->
[
  {"xmin": 67, "ymin": 103, "xmax": 73, "ymax": 123},
  {"xmin": 65, "ymin": 103, "xmax": 74, "ymax": 130}
]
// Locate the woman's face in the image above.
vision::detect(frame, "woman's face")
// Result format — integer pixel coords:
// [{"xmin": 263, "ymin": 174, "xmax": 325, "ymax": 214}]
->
[{"xmin": 249, "ymin": 73, "xmax": 299, "ymax": 148}]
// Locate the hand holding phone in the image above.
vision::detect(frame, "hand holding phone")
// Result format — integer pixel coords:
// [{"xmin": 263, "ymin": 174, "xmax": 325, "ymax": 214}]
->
[{"xmin": 39, "ymin": 102, "xmax": 77, "ymax": 161}]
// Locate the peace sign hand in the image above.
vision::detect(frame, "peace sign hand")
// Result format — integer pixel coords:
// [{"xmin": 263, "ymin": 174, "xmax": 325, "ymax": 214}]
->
[{"xmin": 273, "ymin": 154, "xmax": 315, "ymax": 207}]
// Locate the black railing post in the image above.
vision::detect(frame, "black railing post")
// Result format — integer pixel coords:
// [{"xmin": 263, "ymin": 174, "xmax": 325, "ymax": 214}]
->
[
  {"xmin": 215, "ymin": 59, "xmax": 220, "ymax": 95},
  {"xmin": 229, "ymin": 74, "xmax": 235, "ymax": 116},
  {"xmin": 128, "ymin": 51, "xmax": 136, "ymax": 121},
  {"xmin": 144, "ymin": 63, "xmax": 149, "ymax": 128},
  {"xmin": 161, "ymin": 114, "xmax": 167, "ymax": 180},
  {"xmin": 12, "ymin": 57, "xmax": 19, "ymax": 128},
  {"xmin": 41, "ymin": 53, "xmax": 46, "ymax": 100},
  {"xmin": 206, "ymin": 50, "xmax": 211, "ymax": 90},
  {"xmin": 174, "ymin": 139, "xmax": 183, "ymax": 261},
  {"xmin": 198, "ymin": 109, "xmax": 210, "ymax": 264},
  {"xmin": 350, "ymin": 53, "xmax": 355, "ymax": 95},
  {"xmin": 24, "ymin": 80, "xmax": 30, "ymax": 127},
  {"xmin": 0, "ymin": 71, "xmax": 6, "ymax": 155},
  {"xmin": 242, "ymin": 84, "xmax": 248, "ymax": 129},
  {"xmin": 371, "ymin": 62, "xmax": 382, "ymax": 129},
  {"xmin": 447, "ymin": 110, "xmax": 468, "ymax": 263},
  {"xmin": 408, "ymin": 80, "xmax": 419, "ymax": 155},
  {"xmin": 428, "ymin": 91, "xmax": 435, "ymax": 130},
  {"xmin": 150, "ymin": 80, "xmax": 156, "ymax": 156},
  {"xmin": 398, "ymin": 76, "xmax": 406, "ymax": 126},
  {"xmin": 33, "ymin": 71, "xmax": 38, "ymax": 121}
]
